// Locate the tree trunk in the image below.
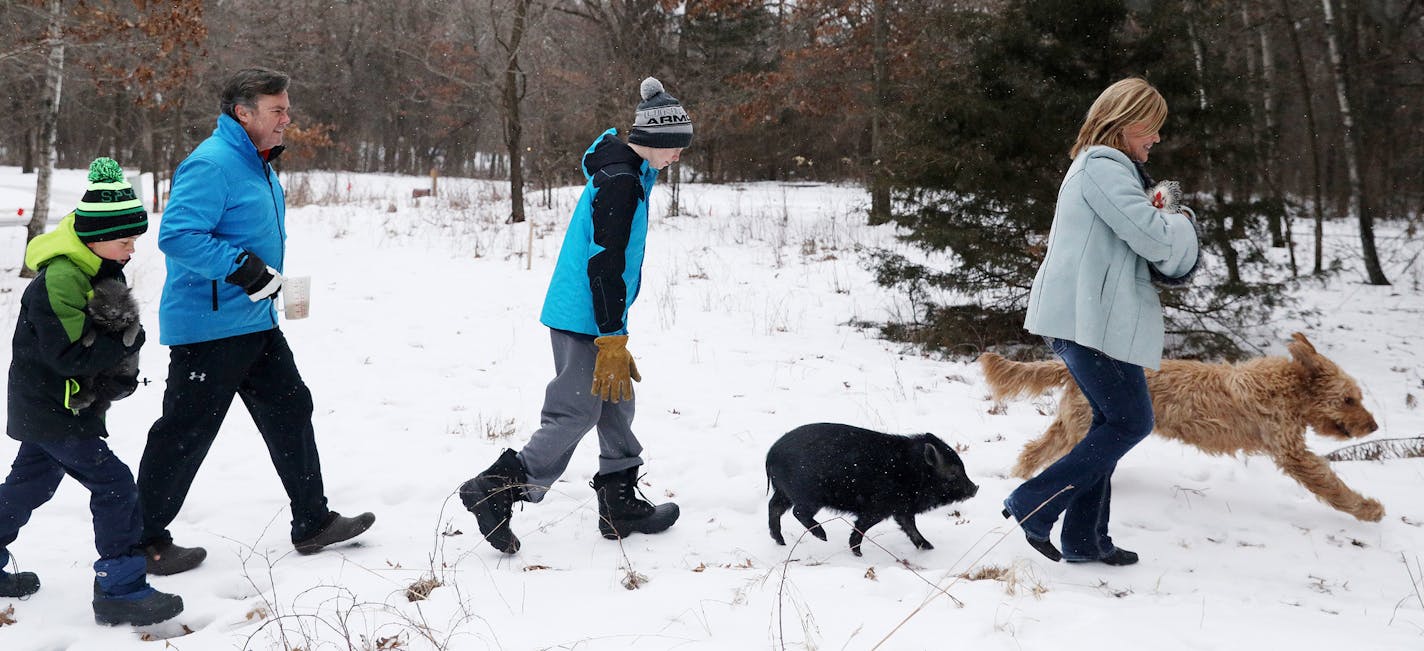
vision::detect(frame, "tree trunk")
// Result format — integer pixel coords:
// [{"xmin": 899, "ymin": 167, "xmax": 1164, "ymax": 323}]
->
[
  {"xmin": 1280, "ymin": 0, "xmax": 1328, "ymax": 275},
  {"xmin": 868, "ymin": 0, "xmax": 891, "ymax": 224},
  {"xmin": 1187, "ymin": 17, "xmax": 1240, "ymax": 285},
  {"xmin": 1320, "ymin": 0, "xmax": 1388, "ymax": 285},
  {"xmin": 23, "ymin": 127, "xmax": 37, "ymax": 174},
  {"xmin": 668, "ymin": 160, "xmax": 681, "ymax": 217},
  {"xmin": 669, "ymin": 2, "xmax": 688, "ymax": 218},
  {"xmin": 1261, "ymin": 7, "xmax": 1300, "ymax": 277},
  {"xmin": 503, "ymin": 0, "xmax": 529, "ymax": 224},
  {"xmin": 23, "ymin": 0, "xmax": 66, "ymax": 279},
  {"xmin": 140, "ymin": 106, "xmax": 157, "ymax": 212},
  {"xmin": 1244, "ymin": 4, "xmax": 1287, "ymax": 250},
  {"xmin": 705, "ymin": 140, "xmax": 718, "ymax": 184}
]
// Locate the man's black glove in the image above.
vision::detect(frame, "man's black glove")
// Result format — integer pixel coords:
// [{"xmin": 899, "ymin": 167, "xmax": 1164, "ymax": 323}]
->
[{"xmin": 225, "ymin": 251, "xmax": 283, "ymax": 301}]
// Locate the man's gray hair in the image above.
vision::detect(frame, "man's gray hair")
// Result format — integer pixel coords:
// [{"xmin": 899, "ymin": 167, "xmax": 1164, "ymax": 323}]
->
[{"xmin": 220, "ymin": 67, "xmax": 290, "ymax": 119}]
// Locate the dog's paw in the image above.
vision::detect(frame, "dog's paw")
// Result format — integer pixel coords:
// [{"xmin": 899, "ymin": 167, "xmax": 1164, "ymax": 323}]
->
[{"xmin": 1355, "ymin": 499, "xmax": 1385, "ymax": 522}]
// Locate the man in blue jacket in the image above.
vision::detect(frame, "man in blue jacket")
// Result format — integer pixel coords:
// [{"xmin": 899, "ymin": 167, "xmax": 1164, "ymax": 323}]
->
[
  {"xmin": 136, "ymin": 68, "xmax": 374, "ymax": 575},
  {"xmin": 457, "ymin": 77, "xmax": 691, "ymax": 554}
]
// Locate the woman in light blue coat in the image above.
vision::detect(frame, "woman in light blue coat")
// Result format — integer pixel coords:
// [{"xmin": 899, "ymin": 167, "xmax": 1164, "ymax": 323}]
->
[{"xmin": 1002, "ymin": 78, "xmax": 1199, "ymax": 566}]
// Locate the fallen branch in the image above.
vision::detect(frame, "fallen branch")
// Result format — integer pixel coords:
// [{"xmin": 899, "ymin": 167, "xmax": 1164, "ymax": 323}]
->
[
  {"xmin": 1324, "ymin": 436, "xmax": 1424, "ymax": 462},
  {"xmin": 1389, "ymin": 553, "xmax": 1424, "ymax": 628}
]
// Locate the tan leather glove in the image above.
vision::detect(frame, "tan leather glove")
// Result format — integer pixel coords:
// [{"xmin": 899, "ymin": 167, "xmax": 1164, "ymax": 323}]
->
[{"xmin": 591, "ymin": 335, "xmax": 642, "ymax": 403}]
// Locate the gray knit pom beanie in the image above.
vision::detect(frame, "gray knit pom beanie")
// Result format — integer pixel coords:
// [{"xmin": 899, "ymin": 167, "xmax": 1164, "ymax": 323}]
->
[{"xmin": 629, "ymin": 77, "xmax": 692, "ymax": 149}]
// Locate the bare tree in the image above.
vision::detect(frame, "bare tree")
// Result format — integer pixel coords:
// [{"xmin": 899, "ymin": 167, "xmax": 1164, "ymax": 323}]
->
[
  {"xmin": 22, "ymin": 0, "xmax": 66, "ymax": 279},
  {"xmin": 1279, "ymin": 0, "xmax": 1329, "ymax": 275},
  {"xmin": 1320, "ymin": 0, "xmax": 1388, "ymax": 285},
  {"xmin": 1242, "ymin": 3, "xmax": 1286, "ymax": 249},
  {"xmin": 869, "ymin": 0, "xmax": 891, "ymax": 223},
  {"xmin": 1186, "ymin": 8, "xmax": 1241, "ymax": 285},
  {"xmin": 499, "ymin": 0, "xmax": 534, "ymax": 223}
]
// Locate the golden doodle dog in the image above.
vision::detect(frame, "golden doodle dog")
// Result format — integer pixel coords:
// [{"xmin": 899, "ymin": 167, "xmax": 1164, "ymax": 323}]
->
[{"xmin": 979, "ymin": 333, "xmax": 1383, "ymax": 522}]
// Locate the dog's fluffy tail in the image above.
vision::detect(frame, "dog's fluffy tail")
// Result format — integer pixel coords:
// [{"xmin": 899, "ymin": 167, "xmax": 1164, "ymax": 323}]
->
[{"xmin": 977, "ymin": 352, "xmax": 1072, "ymax": 401}]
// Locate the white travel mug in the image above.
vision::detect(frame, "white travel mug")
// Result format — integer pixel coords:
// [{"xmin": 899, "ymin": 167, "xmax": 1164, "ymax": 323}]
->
[{"xmin": 283, "ymin": 275, "xmax": 311, "ymax": 319}]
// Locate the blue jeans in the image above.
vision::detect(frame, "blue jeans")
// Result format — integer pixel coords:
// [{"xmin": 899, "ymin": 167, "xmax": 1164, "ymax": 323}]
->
[
  {"xmin": 1004, "ymin": 338, "xmax": 1154, "ymax": 561},
  {"xmin": 0, "ymin": 437, "xmax": 143, "ymax": 568}
]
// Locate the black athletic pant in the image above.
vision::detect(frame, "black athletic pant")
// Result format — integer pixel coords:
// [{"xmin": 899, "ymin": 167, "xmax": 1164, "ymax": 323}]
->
[{"xmin": 137, "ymin": 329, "xmax": 329, "ymax": 545}]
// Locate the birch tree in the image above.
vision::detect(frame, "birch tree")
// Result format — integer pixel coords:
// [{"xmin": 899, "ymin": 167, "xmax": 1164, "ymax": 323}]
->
[
  {"xmin": 1320, "ymin": 0, "xmax": 1387, "ymax": 285},
  {"xmin": 22, "ymin": 0, "xmax": 65, "ymax": 279}
]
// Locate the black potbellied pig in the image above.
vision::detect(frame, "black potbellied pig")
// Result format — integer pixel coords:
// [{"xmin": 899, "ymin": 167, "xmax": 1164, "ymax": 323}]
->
[{"xmin": 765, "ymin": 423, "xmax": 978, "ymax": 556}]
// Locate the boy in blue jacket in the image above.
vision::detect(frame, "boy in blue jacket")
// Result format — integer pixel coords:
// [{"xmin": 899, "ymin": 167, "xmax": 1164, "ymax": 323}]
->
[
  {"xmin": 1, "ymin": 158, "xmax": 183, "ymax": 625},
  {"xmin": 458, "ymin": 78, "xmax": 691, "ymax": 554}
]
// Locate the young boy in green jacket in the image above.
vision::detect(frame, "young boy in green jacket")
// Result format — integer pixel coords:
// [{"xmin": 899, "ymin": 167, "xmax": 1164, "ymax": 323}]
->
[{"xmin": 0, "ymin": 158, "xmax": 183, "ymax": 626}]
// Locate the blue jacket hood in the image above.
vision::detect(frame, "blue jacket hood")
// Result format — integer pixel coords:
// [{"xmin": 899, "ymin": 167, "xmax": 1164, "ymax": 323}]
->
[
  {"xmin": 540, "ymin": 129, "xmax": 657, "ymax": 336},
  {"xmin": 582, "ymin": 131, "xmax": 644, "ymax": 180}
]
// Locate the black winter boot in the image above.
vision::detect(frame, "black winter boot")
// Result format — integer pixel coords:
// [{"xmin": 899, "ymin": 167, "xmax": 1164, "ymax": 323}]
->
[
  {"xmin": 144, "ymin": 540, "xmax": 206, "ymax": 575},
  {"xmin": 294, "ymin": 511, "xmax": 377, "ymax": 555},
  {"xmin": 92, "ymin": 580, "xmax": 184, "ymax": 627},
  {"xmin": 459, "ymin": 449, "xmax": 528, "ymax": 554},
  {"xmin": 93, "ymin": 555, "xmax": 184, "ymax": 626},
  {"xmin": 0, "ymin": 570, "xmax": 40, "ymax": 597},
  {"xmin": 590, "ymin": 467, "xmax": 679, "ymax": 540}
]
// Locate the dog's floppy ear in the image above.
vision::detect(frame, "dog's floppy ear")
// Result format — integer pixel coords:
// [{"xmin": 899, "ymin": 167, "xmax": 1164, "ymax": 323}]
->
[{"xmin": 1287, "ymin": 332, "xmax": 1323, "ymax": 377}]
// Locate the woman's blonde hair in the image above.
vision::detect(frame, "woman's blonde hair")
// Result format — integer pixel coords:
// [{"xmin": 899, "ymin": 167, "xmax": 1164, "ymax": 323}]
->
[{"xmin": 1069, "ymin": 78, "xmax": 1167, "ymax": 159}]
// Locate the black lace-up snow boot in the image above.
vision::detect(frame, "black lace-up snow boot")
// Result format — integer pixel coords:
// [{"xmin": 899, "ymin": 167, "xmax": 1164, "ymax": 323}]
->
[
  {"xmin": 459, "ymin": 449, "xmax": 528, "ymax": 554},
  {"xmin": 590, "ymin": 466, "xmax": 679, "ymax": 540},
  {"xmin": 0, "ymin": 570, "xmax": 40, "ymax": 597}
]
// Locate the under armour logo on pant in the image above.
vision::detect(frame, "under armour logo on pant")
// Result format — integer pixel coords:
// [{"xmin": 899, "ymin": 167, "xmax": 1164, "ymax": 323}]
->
[{"xmin": 189, "ymin": 372, "xmax": 206, "ymax": 382}]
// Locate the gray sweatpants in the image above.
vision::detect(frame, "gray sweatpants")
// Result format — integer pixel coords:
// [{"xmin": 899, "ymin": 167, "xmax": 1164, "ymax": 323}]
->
[{"xmin": 516, "ymin": 328, "xmax": 644, "ymax": 502}]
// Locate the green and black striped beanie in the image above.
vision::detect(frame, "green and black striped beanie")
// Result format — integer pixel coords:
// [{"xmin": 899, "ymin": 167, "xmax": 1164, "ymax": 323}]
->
[{"xmin": 74, "ymin": 157, "xmax": 148, "ymax": 243}]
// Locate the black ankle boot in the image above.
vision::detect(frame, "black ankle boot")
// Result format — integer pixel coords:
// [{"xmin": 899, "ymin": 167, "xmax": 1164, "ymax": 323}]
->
[
  {"xmin": 1003, "ymin": 508, "xmax": 1062, "ymax": 562},
  {"xmin": 144, "ymin": 540, "xmax": 206, "ymax": 575},
  {"xmin": 459, "ymin": 449, "xmax": 528, "ymax": 554},
  {"xmin": 293, "ymin": 511, "xmax": 376, "ymax": 555},
  {"xmin": 590, "ymin": 467, "xmax": 679, "ymax": 540},
  {"xmin": 1065, "ymin": 546, "xmax": 1138, "ymax": 566},
  {"xmin": 1097, "ymin": 548, "xmax": 1139, "ymax": 566}
]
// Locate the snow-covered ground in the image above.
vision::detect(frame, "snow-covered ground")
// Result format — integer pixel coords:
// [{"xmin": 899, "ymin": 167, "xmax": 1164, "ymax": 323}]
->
[{"xmin": 0, "ymin": 165, "xmax": 1421, "ymax": 650}]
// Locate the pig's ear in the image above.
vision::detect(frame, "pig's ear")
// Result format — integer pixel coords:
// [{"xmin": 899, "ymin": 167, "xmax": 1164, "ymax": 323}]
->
[{"xmin": 924, "ymin": 443, "xmax": 944, "ymax": 469}]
